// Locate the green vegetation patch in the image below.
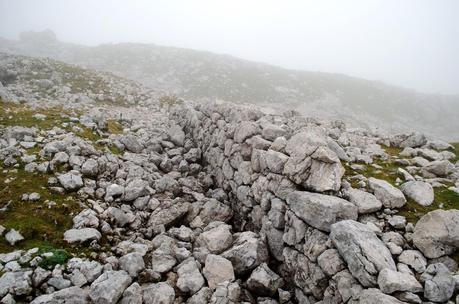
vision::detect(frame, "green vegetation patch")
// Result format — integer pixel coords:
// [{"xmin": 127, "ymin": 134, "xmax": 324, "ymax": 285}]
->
[
  {"xmin": 398, "ymin": 188, "xmax": 459, "ymax": 224},
  {"xmin": 0, "ymin": 167, "xmax": 82, "ymax": 253},
  {"xmin": 37, "ymin": 245, "xmax": 71, "ymax": 270},
  {"xmin": 0, "ymin": 101, "xmax": 73, "ymax": 130},
  {"xmin": 343, "ymin": 144, "xmax": 459, "ymax": 225}
]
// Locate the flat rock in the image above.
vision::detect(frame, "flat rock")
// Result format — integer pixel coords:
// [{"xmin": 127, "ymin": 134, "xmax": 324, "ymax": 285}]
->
[
  {"xmin": 31, "ymin": 286, "xmax": 89, "ymax": 304},
  {"xmin": 64, "ymin": 228, "xmax": 101, "ymax": 243},
  {"xmin": 377, "ymin": 268, "xmax": 422, "ymax": 294},
  {"xmin": 286, "ymin": 191, "xmax": 358, "ymax": 232}
]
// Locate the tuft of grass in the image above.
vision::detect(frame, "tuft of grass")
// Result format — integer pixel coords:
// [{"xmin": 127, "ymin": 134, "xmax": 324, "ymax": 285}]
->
[
  {"xmin": 0, "ymin": 102, "xmax": 72, "ymax": 130},
  {"xmin": 106, "ymin": 120, "xmax": 123, "ymax": 134},
  {"xmin": 381, "ymin": 145, "xmax": 403, "ymax": 157},
  {"xmin": 37, "ymin": 245, "xmax": 71, "ymax": 270},
  {"xmin": 76, "ymin": 127, "xmax": 102, "ymax": 142}
]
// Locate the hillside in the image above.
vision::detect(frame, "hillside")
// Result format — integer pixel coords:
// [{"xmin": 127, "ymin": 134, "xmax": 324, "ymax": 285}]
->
[
  {"xmin": 0, "ymin": 31, "xmax": 458, "ymax": 140},
  {"xmin": 0, "ymin": 38, "xmax": 458, "ymax": 303}
]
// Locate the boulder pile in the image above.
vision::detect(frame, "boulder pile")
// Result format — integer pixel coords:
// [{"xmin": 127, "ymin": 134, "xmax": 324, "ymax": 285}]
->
[{"xmin": 1, "ymin": 95, "xmax": 458, "ymax": 302}]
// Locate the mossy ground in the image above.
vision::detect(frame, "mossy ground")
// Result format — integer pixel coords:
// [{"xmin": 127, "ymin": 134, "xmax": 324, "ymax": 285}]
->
[
  {"xmin": 344, "ymin": 145, "xmax": 459, "ymax": 224},
  {"xmin": 0, "ymin": 102, "xmax": 120, "ymax": 256},
  {"xmin": 0, "ymin": 102, "xmax": 74, "ymax": 130},
  {"xmin": 0, "ymin": 166, "xmax": 82, "ymax": 253}
]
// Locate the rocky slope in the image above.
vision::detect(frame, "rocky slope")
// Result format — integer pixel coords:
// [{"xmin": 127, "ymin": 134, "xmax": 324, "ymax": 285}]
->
[
  {"xmin": 0, "ymin": 51, "xmax": 458, "ymax": 303},
  {"xmin": 1, "ymin": 30, "xmax": 458, "ymax": 140}
]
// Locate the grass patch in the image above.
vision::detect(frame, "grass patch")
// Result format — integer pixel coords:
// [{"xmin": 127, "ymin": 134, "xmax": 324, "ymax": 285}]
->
[
  {"xmin": 37, "ymin": 245, "xmax": 71, "ymax": 270},
  {"xmin": 398, "ymin": 188, "xmax": 459, "ymax": 224},
  {"xmin": 76, "ymin": 127, "xmax": 102, "ymax": 142},
  {"xmin": 0, "ymin": 166, "xmax": 82, "ymax": 253},
  {"xmin": 107, "ymin": 120, "xmax": 123, "ymax": 134},
  {"xmin": 381, "ymin": 145, "xmax": 403, "ymax": 157},
  {"xmin": 0, "ymin": 102, "xmax": 72, "ymax": 130}
]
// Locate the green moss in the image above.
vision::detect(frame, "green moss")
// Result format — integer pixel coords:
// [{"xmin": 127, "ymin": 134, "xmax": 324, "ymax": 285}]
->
[{"xmin": 37, "ymin": 245, "xmax": 71, "ymax": 270}]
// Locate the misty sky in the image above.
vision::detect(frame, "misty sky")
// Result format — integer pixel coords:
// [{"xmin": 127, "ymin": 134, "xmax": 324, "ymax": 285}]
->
[{"xmin": 0, "ymin": 0, "xmax": 458, "ymax": 95}]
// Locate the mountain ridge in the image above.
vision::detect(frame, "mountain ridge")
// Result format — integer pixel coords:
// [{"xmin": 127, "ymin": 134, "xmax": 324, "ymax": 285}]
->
[{"xmin": 0, "ymin": 31, "xmax": 458, "ymax": 140}]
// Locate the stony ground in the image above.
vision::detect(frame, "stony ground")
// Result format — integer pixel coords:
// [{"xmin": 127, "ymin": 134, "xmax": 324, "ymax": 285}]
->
[{"xmin": 0, "ymin": 52, "xmax": 458, "ymax": 304}]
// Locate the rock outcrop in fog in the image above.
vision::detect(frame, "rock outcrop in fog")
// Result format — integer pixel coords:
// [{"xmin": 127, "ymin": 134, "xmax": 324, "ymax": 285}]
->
[
  {"xmin": 0, "ymin": 51, "xmax": 458, "ymax": 303},
  {"xmin": 1, "ymin": 30, "xmax": 458, "ymax": 140}
]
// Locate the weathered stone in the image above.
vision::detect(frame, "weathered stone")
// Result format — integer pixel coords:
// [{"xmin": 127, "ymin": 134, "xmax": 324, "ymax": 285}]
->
[
  {"xmin": 234, "ymin": 121, "xmax": 259, "ymax": 143},
  {"xmin": 119, "ymin": 253, "xmax": 145, "ymax": 277},
  {"xmin": 64, "ymin": 228, "xmax": 101, "ymax": 243},
  {"xmin": 0, "ymin": 271, "xmax": 32, "ymax": 298},
  {"xmin": 120, "ymin": 283, "xmax": 142, "ymax": 304},
  {"xmin": 397, "ymin": 250, "xmax": 427, "ymax": 273},
  {"xmin": 168, "ymin": 124, "xmax": 185, "ymax": 146},
  {"xmin": 425, "ymin": 160, "xmax": 454, "ymax": 176},
  {"xmin": 286, "ymin": 191, "xmax": 358, "ymax": 232},
  {"xmin": 176, "ymin": 258, "xmax": 205, "ymax": 294},
  {"xmin": 330, "ymin": 220, "xmax": 396, "ymax": 287},
  {"xmin": 400, "ymin": 181, "xmax": 434, "ymax": 206},
  {"xmin": 31, "ymin": 286, "xmax": 89, "ymax": 304},
  {"xmin": 423, "ymin": 263, "xmax": 455, "ymax": 302},
  {"xmin": 368, "ymin": 178, "xmax": 406, "ymax": 209},
  {"xmin": 346, "ymin": 188, "xmax": 382, "ymax": 214},
  {"xmin": 317, "ymin": 249, "xmax": 345, "ymax": 276},
  {"xmin": 195, "ymin": 222, "xmax": 233, "ymax": 254},
  {"xmin": 412, "ymin": 209, "xmax": 459, "ymax": 258},
  {"xmin": 89, "ymin": 270, "xmax": 132, "ymax": 304},
  {"xmin": 142, "ymin": 282, "xmax": 175, "ymax": 304},
  {"xmin": 283, "ymin": 247, "xmax": 328, "ymax": 299},
  {"xmin": 222, "ymin": 231, "xmax": 269, "ymax": 275},
  {"xmin": 355, "ymin": 288, "xmax": 405, "ymax": 303},
  {"xmin": 203, "ymin": 254, "xmax": 235, "ymax": 289},
  {"xmin": 5, "ymin": 229, "xmax": 24, "ymax": 246},
  {"xmin": 57, "ymin": 171, "xmax": 84, "ymax": 191},
  {"xmin": 377, "ymin": 268, "xmax": 422, "ymax": 294},
  {"xmin": 246, "ymin": 263, "xmax": 283, "ymax": 296}
]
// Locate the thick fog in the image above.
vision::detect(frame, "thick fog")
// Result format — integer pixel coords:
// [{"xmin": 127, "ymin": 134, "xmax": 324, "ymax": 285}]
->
[{"xmin": 0, "ymin": 0, "xmax": 458, "ymax": 95}]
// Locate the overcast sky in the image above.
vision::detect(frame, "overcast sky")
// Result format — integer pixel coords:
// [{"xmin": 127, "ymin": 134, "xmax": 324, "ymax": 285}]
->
[{"xmin": 1, "ymin": 0, "xmax": 458, "ymax": 95}]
